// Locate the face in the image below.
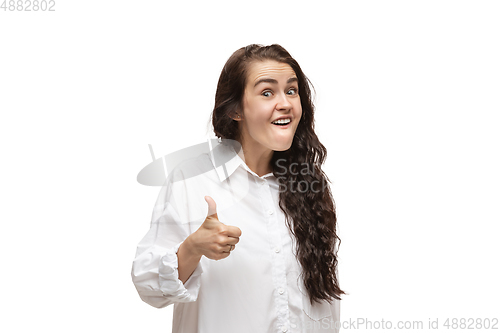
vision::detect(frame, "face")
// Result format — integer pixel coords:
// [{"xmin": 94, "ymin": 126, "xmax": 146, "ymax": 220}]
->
[{"xmin": 236, "ymin": 60, "xmax": 302, "ymax": 152}]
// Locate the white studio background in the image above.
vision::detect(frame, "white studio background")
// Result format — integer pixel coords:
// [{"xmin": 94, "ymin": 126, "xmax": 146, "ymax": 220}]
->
[{"xmin": 1, "ymin": 1, "xmax": 499, "ymax": 332}]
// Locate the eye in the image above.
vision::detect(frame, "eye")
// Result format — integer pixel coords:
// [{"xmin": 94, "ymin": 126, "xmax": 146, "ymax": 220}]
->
[
  {"xmin": 287, "ymin": 88, "xmax": 298, "ymax": 95},
  {"xmin": 262, "ymin": 90, "xmax": 272, "ymax": 97}
]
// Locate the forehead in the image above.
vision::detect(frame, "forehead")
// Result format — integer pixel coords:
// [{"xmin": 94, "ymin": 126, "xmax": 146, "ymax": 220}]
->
[{"xmin": 246, "ymin": 60, "xmax": 296, "ymax": 85}]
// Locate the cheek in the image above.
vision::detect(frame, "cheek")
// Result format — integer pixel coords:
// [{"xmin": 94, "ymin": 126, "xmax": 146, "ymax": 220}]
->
[
  {"xmin": 244, "ymin": 112, "xmax": 267, "ymax": 130},
  {"xmin": 248, "ymin": 101, "xmax": 271, "ymax": 120},
  {"xmin": 296, "ymin": 103, "xmax": 303, "ymax": 118}
]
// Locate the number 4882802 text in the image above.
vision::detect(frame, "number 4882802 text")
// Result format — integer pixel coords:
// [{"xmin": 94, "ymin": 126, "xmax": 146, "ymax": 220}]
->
[{"xmin": 1, "ymin": 0, "xmax": 55, "ymax": 11}]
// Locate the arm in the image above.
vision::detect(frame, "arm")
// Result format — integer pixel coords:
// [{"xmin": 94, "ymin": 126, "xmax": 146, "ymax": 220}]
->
[
  {"xmin": 177, "ymin": 235, "xmax": 203, "ymax": 284},
  {"xmin": 131, "ymin": 180, "xmax": 204, "ymax": 308},
  {"xmin": 132, "ymin": 185, "xmax": 241, "ymax": 308}
]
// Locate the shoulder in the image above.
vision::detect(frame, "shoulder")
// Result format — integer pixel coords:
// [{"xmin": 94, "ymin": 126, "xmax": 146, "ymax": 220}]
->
[{"xmin": 168, "ymin": 152, "xmax": 214, "ymax": 184}]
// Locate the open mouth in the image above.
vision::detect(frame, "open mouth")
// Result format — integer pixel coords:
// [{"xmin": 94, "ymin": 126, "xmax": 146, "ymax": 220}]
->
[{"xmin": 271, "ymin": 118, "xmax": 292, "ymax": 127}]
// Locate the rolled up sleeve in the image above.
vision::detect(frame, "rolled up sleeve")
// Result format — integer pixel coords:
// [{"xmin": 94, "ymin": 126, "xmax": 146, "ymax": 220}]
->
[
  {"xmin": 158, "ymin": 241, "xmax": 203, "ymax": 300},
  {"xmin": 131, "ymin": 171, "xmax": 203, "ymax": 308}
]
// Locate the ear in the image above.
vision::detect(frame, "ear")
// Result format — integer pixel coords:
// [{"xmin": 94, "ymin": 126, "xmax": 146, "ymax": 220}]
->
[{"xmin": 231, "ymin": 111, "xmax": 243, "ymax": 121}]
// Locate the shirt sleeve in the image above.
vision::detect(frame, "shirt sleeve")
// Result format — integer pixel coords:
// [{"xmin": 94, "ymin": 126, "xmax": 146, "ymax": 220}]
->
[{"xmin": 131, "ymin": 169, "xmax": 204, "ymax": 309}]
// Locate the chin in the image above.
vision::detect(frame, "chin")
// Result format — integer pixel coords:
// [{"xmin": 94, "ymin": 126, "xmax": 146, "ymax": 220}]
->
[{"xmin": 272, "ymin": 141, "xmax": 293, "ymax": 152}]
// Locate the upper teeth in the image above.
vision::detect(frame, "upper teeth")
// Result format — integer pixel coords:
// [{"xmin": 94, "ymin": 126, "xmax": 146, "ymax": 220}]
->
[{"xmin": 272, "ymin": 118, "xmax": 291, "ymax": 124}]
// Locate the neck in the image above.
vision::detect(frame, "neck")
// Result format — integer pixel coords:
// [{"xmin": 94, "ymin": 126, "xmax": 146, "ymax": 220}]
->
[{"xmin": 237, "ymin": 139, "xmax": 274, "ymax": 177}]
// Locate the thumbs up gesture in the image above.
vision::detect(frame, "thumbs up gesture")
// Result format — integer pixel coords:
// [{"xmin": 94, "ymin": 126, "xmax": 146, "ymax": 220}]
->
[{"xmin": 187, "ymin": 196, "xmax": 242, "ymax": 261}]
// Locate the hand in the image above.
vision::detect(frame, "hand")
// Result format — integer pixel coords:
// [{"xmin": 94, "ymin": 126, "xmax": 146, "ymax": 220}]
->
[{"xmin": 186, "ymin": 196, "xmax": 242, "ymax": 261}]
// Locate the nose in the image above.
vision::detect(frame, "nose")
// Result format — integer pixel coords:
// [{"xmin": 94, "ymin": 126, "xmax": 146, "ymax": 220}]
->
[{"xmin": 276, "ymin": 92, "xmax": 292, "ymax": 111}]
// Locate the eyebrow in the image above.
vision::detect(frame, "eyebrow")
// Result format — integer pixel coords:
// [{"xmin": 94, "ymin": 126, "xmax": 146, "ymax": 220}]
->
[{"xmin": 254, "ymin": 77, "xmax": 298, "ymax": 87}]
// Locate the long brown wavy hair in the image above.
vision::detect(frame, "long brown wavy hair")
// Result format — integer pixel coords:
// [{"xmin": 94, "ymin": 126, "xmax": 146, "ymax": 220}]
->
[{"xmin": 210, "ymin": 44, "xmax": 344, "ymax": 304}]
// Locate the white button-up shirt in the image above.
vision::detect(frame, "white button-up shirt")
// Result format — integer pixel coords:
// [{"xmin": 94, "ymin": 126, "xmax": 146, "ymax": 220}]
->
[{"xmin": 132, "ymin": 139, "xmax": 340, "ymax": 333}]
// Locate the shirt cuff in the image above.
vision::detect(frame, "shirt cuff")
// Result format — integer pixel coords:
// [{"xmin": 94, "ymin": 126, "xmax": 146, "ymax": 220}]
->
[{"xmin": 158, "ymin": 241, "xmax": 203, "ymax": 302}]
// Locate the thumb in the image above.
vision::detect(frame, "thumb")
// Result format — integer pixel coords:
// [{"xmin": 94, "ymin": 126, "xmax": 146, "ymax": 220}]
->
[{"xmin": 204, "ymin": 196, "xmax": 219, "ymax": 220}]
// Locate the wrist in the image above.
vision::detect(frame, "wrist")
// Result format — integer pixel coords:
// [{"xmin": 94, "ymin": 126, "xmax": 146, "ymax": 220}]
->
[{"xmin": 182, "ymin": 233, "xmax": 202, "ymax": 259}]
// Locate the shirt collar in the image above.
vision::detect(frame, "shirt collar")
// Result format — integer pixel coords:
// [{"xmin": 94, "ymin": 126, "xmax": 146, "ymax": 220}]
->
[
  {"xmin": 208, "ymin": 139, "xmax": 245, "ymax": 182},
  {"xmin": 208, "ymin": 138, "xmax": 273, "ymax": 182}
]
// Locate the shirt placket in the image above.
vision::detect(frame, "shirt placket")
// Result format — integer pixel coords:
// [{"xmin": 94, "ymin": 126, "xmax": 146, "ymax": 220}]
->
[{"xmin": 257, "ymin": 177, "xmax": 291, "ymax": 333}]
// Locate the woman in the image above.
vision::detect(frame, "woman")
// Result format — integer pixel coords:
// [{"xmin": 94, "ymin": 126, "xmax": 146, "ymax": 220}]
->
[{"xmin": 132, "ymin": 44, "xmax": 344, "ymax": 333}]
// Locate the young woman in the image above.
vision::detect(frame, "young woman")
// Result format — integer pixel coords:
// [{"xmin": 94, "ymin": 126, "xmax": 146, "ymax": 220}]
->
[{"xmin": 132, "ymin": 44, "xmax": 344, "ymax": 333}]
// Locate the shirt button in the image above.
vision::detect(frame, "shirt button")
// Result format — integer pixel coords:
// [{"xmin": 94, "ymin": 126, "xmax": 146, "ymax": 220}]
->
[
  {"xmin": 274, "ymin": 247, "xmax": 280, "ymax": 253},
  {"xmin": 281, "ymin": 326, "xmax": 288, "ymax": 332},
  {"xmin": 268, "ymin": 210, "xmax": 274, "ymax": 215},
  {"xmin": 278, "ymin": 288, "xmax": 284, "ymax": 295}
]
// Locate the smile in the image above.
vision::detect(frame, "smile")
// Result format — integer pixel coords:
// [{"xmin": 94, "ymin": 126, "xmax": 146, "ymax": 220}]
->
[{"xmin": 271, "ymin": 118, "xmax": 292, "ymax": 129}]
